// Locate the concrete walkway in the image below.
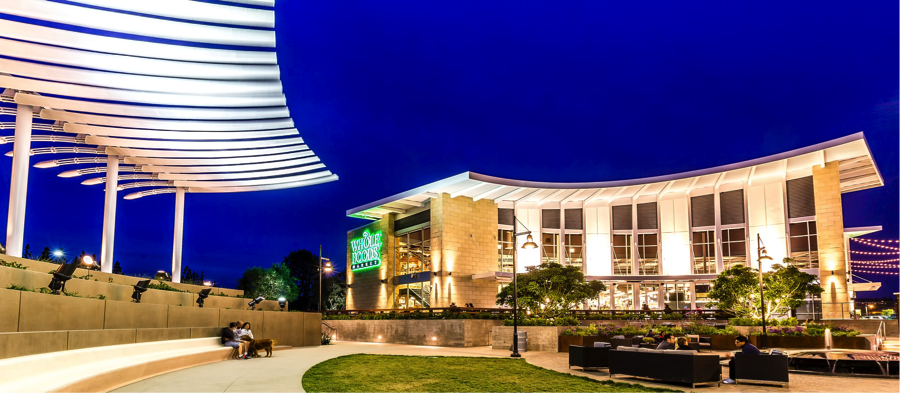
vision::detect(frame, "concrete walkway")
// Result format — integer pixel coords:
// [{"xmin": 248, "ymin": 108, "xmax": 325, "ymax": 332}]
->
[{"xmin": 113, "ymin": 342, "xmax": 900, "ymax": 393}]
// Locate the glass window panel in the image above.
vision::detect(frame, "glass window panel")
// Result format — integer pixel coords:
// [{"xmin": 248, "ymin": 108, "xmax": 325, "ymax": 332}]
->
[
  {"xmin": 613, "ymin": 234, "xmax": 632, "ymax": 275},
  {"xmin": 730, "ymin": 240, "xmax": 746, "ymax": 256},
  {"xmin": 790, "ymin": 222, "xmax": 808, "ymax": 236},
  {"xmin": 809, "ymin": 236, "xmax": 818, "ymax": 251},
  {"xmin": 791, "ymin": 236, "xmax": 809, "ymax": 252},
  {"xmin": 613, "ymin": 234, "xmax": 628, "ymax": 246},
  {"xmin": 807, "ymin": 222, "xmax": 817, "ymax": 235},
  {"xmin": 423, "ymin": 227, "xmax": 431, "ymax": 240},
  {"xmin": 731, "ymin": 227, "xmax": 746, "ymax": 239},
  {"xmin": 409, "ymin": 230, "xmax": 422, "ymax": 243}
]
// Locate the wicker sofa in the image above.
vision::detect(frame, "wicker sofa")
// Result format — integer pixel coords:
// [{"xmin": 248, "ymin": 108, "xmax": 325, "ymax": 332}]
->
[{"xmin": 608, "ymin": 347, "xmax": 721, "ymax": 388}]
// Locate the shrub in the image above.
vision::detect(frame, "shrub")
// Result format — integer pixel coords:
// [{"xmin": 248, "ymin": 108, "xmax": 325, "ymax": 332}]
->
[
  {"xmin": 554, "ymin": 316, "xmax": 579, "ymax": 326},
  {"xmin": 642, "ymin": 337, "xmax": 656, "ymax": 343},
  {"xmin": 503, "ymin": 318, "xmax": 555, "ymax": 326},
  {"xmin": 147, "ymin": 280, "xmax": 187, "ymax": 293},
  {"xmin": 321, "ymin": 331, "xmax": 332, "ymax": 345},
  {"xmin": 6, "ymin": 284, "xmax": 32, "ymax": 291},
  {"xmin": 0, "ymin": 260, "xmax": 27, "ymax": 270}
]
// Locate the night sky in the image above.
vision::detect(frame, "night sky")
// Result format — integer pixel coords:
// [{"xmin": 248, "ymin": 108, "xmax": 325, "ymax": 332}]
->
[{"xmin": 0, "ymin": 1, "xmax": 896, "ymax": 297}]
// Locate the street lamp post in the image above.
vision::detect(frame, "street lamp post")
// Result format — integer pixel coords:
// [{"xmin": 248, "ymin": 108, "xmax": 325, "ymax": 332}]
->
[
  {"xmin": 82, "ymin": 255, "xmax": 94, "ymax": 280},
  {"xmin": 756, "ymin": 234, "xmax": 773, "ymax": 349},
  {"xmin": 318, "ymin": 245, "xmax": 333, "ymax": 313},
  {"xmin": 511, "ymin": 215, "xmax": 538, "ymax": 358}
]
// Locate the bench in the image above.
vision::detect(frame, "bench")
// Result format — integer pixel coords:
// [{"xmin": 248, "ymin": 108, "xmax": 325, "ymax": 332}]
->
[{"xmin": 0, "ymin": 337, "xmax": 291, "ymax": 392}]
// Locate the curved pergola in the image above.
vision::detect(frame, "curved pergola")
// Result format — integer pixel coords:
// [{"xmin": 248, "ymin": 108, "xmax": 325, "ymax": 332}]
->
[{"xmin": 0, "ymin": 0, "xmax": 336, "ymax": 282}]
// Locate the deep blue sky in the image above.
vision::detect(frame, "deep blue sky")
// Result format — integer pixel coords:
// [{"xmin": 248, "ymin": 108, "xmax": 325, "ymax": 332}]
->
[{"xmin": 0, "ymin": 1, "xmax": 897, "ymax": 297}]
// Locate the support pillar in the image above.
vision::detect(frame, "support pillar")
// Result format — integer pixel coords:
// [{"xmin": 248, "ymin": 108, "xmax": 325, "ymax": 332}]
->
[
  {"xmin": 689, "ymin": 282, "xmax": 697, "ymax": 310},
  {"xmin": 814, "ymin": 161, "xmax": 849, "ymax": 319},
  {"xmin": 171, "ymin": 187, "xmax": 185, "ymax": 283},
  {"xmin": 5, "ymin": 104, "xmax": 32, "ymax": 257},
  {"xmin": 657, "ymin": 284, "xmax": 665, "ymax": 309},
  {"xmin": 100, "ymin": 155, "xmax": 118, "ymax": 273}
]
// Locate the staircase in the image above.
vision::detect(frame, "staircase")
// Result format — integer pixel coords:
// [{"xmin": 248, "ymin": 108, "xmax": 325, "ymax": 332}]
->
[{"xmin": 884, "ymin": 338, "xmax": 899, "ymax": 352}]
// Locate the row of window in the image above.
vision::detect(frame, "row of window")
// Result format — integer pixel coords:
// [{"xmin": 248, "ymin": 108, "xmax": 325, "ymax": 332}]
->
[{"xmin": 392, "ymin": 221, "xmax": 817, "ymax": 277}]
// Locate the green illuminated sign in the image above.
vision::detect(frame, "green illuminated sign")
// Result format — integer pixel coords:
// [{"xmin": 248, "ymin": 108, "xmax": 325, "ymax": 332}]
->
[{"xmin": 350, "ymin": 230, "xmax": 383, "ymax": 271}]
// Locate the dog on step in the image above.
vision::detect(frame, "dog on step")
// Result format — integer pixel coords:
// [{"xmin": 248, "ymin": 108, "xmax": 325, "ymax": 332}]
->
[{"xmin": 241, "ymin": 335, "xmax": 275, "ymax": 358}]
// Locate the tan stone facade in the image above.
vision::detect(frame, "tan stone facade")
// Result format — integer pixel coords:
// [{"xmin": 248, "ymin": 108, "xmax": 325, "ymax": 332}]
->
[
  {"xmin": 346, "ymin": 215, "xmax": 394, "ymax": 310},
  {"xmin": 429, "ymin": 193, "xmax": 500, "ymax": 308},
  {"xmin": 813, "ymin": 161, "xmax": 849, "ymax": 318}
]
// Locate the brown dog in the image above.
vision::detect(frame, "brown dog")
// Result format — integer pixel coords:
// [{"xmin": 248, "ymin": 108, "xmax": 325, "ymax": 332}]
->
[{"xmin": 241, "ymin": 335, "xmax": 275, "ymax": 358}]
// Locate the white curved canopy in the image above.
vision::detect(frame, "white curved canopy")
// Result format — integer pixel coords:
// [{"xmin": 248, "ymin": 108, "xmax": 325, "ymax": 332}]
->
[{"xmin": 0, "ymin": 0, "xmax": 337, "ymax": 198}]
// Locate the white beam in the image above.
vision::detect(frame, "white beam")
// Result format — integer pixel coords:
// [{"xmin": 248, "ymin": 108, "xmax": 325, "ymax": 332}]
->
[
  {"xmin": 100, "ymin": 155, "xmax": 118, "ymax": 273},
  {"xmin": 5, "ymin": 104, "xmax": 32, "ymax": 257},
  {"xmin": 171, "ymin": 187, "xmax": 185, "ymax": 283},
  {"xmin": 473, "ymin": 185, "xmax": 507, "ymax": 201},
  {"xmin": 449, "ymin": 182, "xmax": 485, "ymax": 198},
  {"xmin": 492, "ymin": 187, "xmax": 526, "ymax": 203}
]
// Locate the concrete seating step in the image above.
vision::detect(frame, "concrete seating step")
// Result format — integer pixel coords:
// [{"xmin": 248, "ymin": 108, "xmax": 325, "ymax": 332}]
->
[{"xmin": 0, "ymin": 337, "xmax": 291, "ymax": 392}]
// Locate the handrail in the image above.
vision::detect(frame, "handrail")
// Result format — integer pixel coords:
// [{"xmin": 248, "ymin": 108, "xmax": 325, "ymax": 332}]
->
[
  {"xmin": 322, "ymin": 308, "xmax": 726, "ymax": 318},
  {"xmin": 875, "ymin": 320, "xmax": 885, "ymax": 350}
]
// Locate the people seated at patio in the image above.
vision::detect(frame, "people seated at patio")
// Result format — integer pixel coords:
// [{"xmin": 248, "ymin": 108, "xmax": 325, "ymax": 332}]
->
[
  {"xmin": 642, "ymin": 303, "xmax": 650, "ymax": 311},
  {"xmin": 675, "ymin": 337, "xmax": 693, "ymax": 350},
  {"xmin": 656, "ymin": 334, "xmax": 676, "ymax": 350},
  {"xmin": 723, "ymin": 335, "xmax": 761, "ymax": 384},
  {"xmin": 222, "ymin": 322, "xmax": 249, "ymax": 359},
  {"xmin": 663, "ymin": 304, "xmax": 673, "ymax": 313}
]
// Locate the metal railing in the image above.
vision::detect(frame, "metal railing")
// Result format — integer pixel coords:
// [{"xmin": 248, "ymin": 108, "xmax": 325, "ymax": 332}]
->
[
  {"xmin": 322, "ymin": 308, "xmax": 726, "ymax": 319},
  {"xmin": 876, "ymin": 321, "xmax": 885, "ymax": 350}
]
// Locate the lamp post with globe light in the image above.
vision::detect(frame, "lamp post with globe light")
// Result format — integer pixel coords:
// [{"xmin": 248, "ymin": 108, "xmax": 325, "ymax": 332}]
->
[
  {"xmin": 511, "ymin": 215, "xmax": 539, "ymax": 358},
  {"xmin": 319, "ymin": 245, "xmax": 333, "ymax": 313},
  {"xmin": 82, "ymin": 255, "xmax": 94, "ymax": 280},
  {"xmin": 756, "ymin": 234, "xmax": 774, "ymax": 349}
]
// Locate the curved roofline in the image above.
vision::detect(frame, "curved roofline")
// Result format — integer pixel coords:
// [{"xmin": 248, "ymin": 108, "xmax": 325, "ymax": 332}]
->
[
  {"xmin": 348, "ymin": 132, "xmax": 879, "ymax": 217},
  {"xmin": 468, "ymin": 132, "xmax": 868, "ymax": 189}
]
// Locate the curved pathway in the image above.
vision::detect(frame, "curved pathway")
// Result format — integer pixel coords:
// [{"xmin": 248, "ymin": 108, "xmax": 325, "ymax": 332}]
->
[{"xmin": 114, "ymin": 342, "xmax": 900, "ymax": 393}]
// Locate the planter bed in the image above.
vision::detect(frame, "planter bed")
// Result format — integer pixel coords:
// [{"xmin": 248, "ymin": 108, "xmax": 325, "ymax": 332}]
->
[{"xmin": 749, "ymin": 335, "xmax": 870, "ymax": 350}]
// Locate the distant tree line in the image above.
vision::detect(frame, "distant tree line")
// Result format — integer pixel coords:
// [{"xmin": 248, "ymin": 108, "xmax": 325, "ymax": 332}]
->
[{"xmin": 236, "ymin": 249, "xmax": 346, "ymax": 311}]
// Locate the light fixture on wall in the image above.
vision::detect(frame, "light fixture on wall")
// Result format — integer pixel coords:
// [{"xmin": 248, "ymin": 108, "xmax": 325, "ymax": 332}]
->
[
  {"xmin": 196, "ymin": 288, "xmax": 211, "ymax": 308},
  {"xmin": 48, "ymin": 262, "xmax": 79, "ymax": 295},
  {"xmin": 278, "ymin": 297, "xmax": 287, "ymax": 311},
  {"xmin": 248, "ymin": 296, "xmax": 265, "ymax": 310},
  {"xmin": 448, "ymin": 271, "xmax": 452, "ymax": 276},
  {"xmin": 380, "ymin": 279, "xmax": 387, "ymax": 284},
  {"xmin": 132, "ymin": 279, "xmax": 150, "ymax": 303}
]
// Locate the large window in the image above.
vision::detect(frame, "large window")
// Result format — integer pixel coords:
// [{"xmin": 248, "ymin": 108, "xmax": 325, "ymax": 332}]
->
[
  {"xmin": 564, "ymin": 234, "xmax": 583, "ymax": 269},
  {"xmin": 721, "ymin": 228, "xmax": 747, "ymax": 270},
  {"xmin": 789, "ymin": 221, "xmax": 819, "ymax": 269},
  {"xmin": 396, "ymin": 282, "xmax": 430, "ymax": 309},
  {"xmin": 692, "ymin": 230, "xmax": 716, "ymax": 274},
  {"xmin": 664, "ymin": 283, "xmax": 692, "ymax": 310},
  {"xmin": 614, "ymin": 283, "xmax": 634, "ymax": 309},
  {"xmin": 613, "ymin": 234, "xmax": 632, "ymax": 275},
  {"xmin": 395, "ymin": 228, "xmax": 431, "ymax": 275},
  {"xmin": 639, "ymin": 284, "xmax": 660, "ymax": 310},
  {"xmin": 497, "ymin": 229, "xmax": 513, "ymax": 272},
  {"xmin": 541, "ymin": 233, "xmax": 559, "ymax": 264},
  {"xmin": 636, "ymin": 233, "xmax": 659, "ymax": 275}
]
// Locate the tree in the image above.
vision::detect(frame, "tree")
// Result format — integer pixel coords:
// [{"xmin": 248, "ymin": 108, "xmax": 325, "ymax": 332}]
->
[
  {"xmin": 325, "ymin": 270, "xmax": 347, "ymax": 310},
  {"xmin": 496, "ymin": 262, "xmax": 606, "ymax": 319},
  {"xmin": 22, "ymin": 244, "xmax": 32, "ymax": 259},
  {"xmin": 236, "ymin": 263, "xmax": 299, "ymax": 301},
  {"xmin": 707, "ymin": 263, "xmax": 823, "ymax": 320},
  {"xmin": 37, "ymin": 247, "xmax": 53, "ymax": 262},
  {"xmin": 112, "ymin": 261, "xmax": 122, "ymax": 274}
]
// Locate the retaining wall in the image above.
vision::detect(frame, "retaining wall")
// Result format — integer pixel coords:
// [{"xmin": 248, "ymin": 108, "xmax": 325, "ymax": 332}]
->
[{"xmin": 326, "ymin": 319, "xmax": 503, "ymax": 347}]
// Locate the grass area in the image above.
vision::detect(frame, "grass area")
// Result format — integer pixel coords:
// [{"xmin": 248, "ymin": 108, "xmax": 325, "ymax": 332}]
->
[{"xmin": 302, "ymin": 354, "xmax": 681, "ymax": 392}]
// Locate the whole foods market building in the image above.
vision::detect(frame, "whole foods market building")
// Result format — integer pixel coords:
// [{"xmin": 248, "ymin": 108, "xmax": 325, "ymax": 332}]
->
[{"xmin": 345, "ymin": 134, "xmax": 883, "ymax": 318}]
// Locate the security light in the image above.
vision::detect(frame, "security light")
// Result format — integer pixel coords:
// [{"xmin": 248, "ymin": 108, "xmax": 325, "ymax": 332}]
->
[
  {"xmin": 324, "ymin": 261, "xmax": 333, "ymax": 273},
  {"xmin": 82, "ymin": 255, "xmax": 94, "ymax": 266},
  {"xmin": 52, "ymin": 249, "xmax": 64, "ymax": 258},
  {"xmin": 196, "ymin": 288, "xmax": 211, "ymax": 308},
  {"xmin": 48, "ymin": 262, "xmax": 79, "ymax": 295},
  {"xmin": 132, "ymin": 279, "xmax": 150, "ymax": 303},
  {"xmin": 203, "ymin": 281, "xmax": 212, "ymax": 286},
  {"xmin": 248, "ymin": 296, "xmax": 265, "ymax": 310},
  {"xmin": 278, "ymin": 296, "xmax": 286, "ymax": 310}
]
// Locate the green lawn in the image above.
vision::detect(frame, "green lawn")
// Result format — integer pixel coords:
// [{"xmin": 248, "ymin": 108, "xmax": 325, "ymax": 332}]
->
[{"xmin": 302, "ymin": 354, "xmax": 681, "ymax": 392}]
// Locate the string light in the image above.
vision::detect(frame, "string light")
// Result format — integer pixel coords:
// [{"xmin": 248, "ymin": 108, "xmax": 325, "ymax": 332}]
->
[
  {"xmin": 851, "ymin": 269, "xmax": 899, "ymax": 275},
  {"xmin": 850, "ymin": 258, "xmax": 900, "ymax": 264},
  {"xmin": 852, "ymin": 238, "xmax": 900, "ymax": 243},
  {"xmin": 850, "ymin": 264, "xmax": 899, "ymax": 269},
  {"xmin": 850, "ymin": 250, "xmax": 899, "ymax": 255},
  {"xmin": 851, "ymin": 238, "xmax": 900, "ymax": 251}
]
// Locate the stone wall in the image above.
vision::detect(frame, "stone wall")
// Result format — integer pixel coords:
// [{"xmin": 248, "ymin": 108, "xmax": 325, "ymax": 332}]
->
[
  {"xmin": 0, "ymin": 255, "xmax": 244, "ymax": 296},
  {"xmin": 347, "ymin": 216, "xmax": 395, "ymax": 310},
  {"xmin": 326, "ymin": 319, "xmax": 503, "ymax": 347},
  {"xmin": 0, "ymin": 288, "xmax": 320, "ymax": 359},
  {"xmin": 491, "ymin": 326, "xmax": 563, "ymax": 352},
  {"xmin": 0, "ymin": 264, "xmax": 282, "ymax": 310},
  {"xmin": 430, "ymin": 193, "xmax": 500, "ymax": 308},
  {"xmin": 813, "ymin": 162, "xmax": 848, "ymax": 318}
]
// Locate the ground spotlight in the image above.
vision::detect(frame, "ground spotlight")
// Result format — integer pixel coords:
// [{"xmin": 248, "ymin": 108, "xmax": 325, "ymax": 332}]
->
[
  {"xmin": 278, "ymin": 296, "xmax": 286, "ymax": 311},
  {"xmin": 248, "ymin": 296, "xmax": 265, "ymax": 310},
  {"xmin": 48, "ymin": 262, "xmax": 79, "ymax": 295},
  {"xmin": 52, "ymin": 249, "xmax": 64, "ymax": 258},
  {"xmin": 196, "ymin": 288, "xmax": 211, "ymax": 308},
  {"xmin": 132, "ymin": 279, "xmax": 150, "ymax": 303},
  {"xmin": 203, "ymin": 281, "xmax": 212, "ymax": 286}
]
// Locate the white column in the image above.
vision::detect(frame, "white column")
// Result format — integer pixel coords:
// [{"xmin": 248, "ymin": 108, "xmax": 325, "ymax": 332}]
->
[
  {"xmin": 100, "ymin": 155, "xmax": 118, "ymax": 273},
  {"xmin": 609, "ymin": 284, "xmax": 616, "ymax": 310},
  {"xmin": 689, "ymin": 282, "xmax": 697, "ymax": 310},
  {"xmin": 657, "ymin": 284, "xmax": 665, "ymax": 309},
  {"xmin": 6, "ymin": 105, "xmax": 33, "ymax": 257},
  {"xmin": 171, "ymin": 187, "xmax": 185, "ymax": 283}
]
